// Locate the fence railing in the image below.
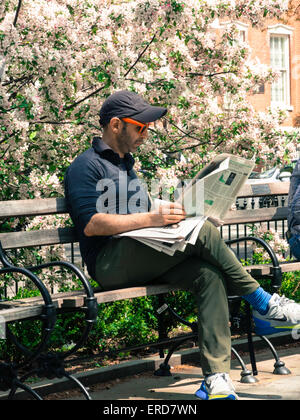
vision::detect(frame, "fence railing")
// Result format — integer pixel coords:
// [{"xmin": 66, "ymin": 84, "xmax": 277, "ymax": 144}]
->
[{"xmin": 220, "ymin": 193, "xmax": 290, "ymax": 261}]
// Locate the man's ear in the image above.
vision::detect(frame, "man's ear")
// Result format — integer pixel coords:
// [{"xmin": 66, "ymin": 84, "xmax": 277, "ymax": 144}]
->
[{"xmin": 109, "ymin": 117, "xmax": 122, "ymax": 134}]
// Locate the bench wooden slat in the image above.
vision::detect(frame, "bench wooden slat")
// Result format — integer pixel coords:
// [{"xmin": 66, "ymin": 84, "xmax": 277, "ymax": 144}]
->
[
  {"xmin": 0, "ymin": 302, "xmax": 60, "ymax": 322},
  {"xmin": 0, "ymin": 181, "xmax": 290, "ymax": 220},
  {"xmin": 237, "ymin": 181, "xmax": 290, "ymax": 198},
  {"xmin": 279, "ymin": 261, "xmax": 300, "ymax": 272},
  {"xmin": 245, "ymin": 264, "xmax": 272, "ymax": 276},
  {"xmin": 0, "ymin": 198, "xmax": 67, "ymax": 219},
  {"xmin": 0, "ymin": 227, "xmax": 78, "ymax": 250},
  {"xmin": 0, "ymin": 289, "xmax": 89, "ymax": 309},
  {"xmin": 0, "ymin": 284, "xmax": 181, "ymax": 318},
  {"xmin": 1, "ymin": 258, "xmax": 299, "ymax": 320},
  {"xmin": 0, "ymin": 207, "xmax": 289, "ymax": 250},
  {"xmin": 0, "ymin": 179, "xmax": 290, "ymax": 229},
  {"xmin": 223, "ymin": 206, "xmax": 288, "ymax": 225},
  {"xmin": 243, "ymin": 261, "xmax": 300, "ymax": 276},
  {"xmin": 62, "ymin": 284, "xmax": 181, "ymax": 308}
]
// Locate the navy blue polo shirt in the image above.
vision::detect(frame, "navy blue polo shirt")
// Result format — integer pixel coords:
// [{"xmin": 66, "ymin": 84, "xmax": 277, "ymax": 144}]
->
[{"xmin": 64, "ymin": 137, "xmax": 150, "ymax": 280}]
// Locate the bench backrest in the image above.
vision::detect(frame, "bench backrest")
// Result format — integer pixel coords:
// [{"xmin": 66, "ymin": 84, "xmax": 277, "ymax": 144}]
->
[
  {"xmin": 0, "ymin": 197, "xmax": 76, "ymax": 250},
  {"xmin": 0, "ymin": 181, "xmax": 290, "ymax": 251}
]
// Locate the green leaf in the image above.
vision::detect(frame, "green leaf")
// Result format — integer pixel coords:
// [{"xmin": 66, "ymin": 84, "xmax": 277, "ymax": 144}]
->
[{"xmin": 29, "ymin": 131, "xmax": 37, "ymax": 140}]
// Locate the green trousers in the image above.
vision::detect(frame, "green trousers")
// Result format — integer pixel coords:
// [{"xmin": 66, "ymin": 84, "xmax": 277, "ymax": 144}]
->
[{"xmin": 95, "ymin": 220, "xmax": 260, "ymax": 375}]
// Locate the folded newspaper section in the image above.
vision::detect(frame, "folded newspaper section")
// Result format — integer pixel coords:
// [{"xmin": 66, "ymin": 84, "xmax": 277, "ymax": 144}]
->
[
  {"xmin": 117, "ymin": 216, "xmax": 207, "ymax": 256},
  {"xmin": 115, "ymin": 154, "xmax": 255, "ymax": 255}
]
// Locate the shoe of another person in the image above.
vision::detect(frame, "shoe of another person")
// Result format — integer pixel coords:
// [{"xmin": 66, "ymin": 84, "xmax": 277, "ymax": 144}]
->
[
  {"xmin": 195, "ymin": 373, "xmax": 238, "ymax": 400},
  {"xmin": 253, "ymin": 294, "xmax": 300, "ymax": 336}
]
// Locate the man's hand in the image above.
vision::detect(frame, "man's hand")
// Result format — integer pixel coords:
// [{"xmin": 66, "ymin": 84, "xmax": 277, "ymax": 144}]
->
[
  {"xmin": 149, "ymin": 202, "xmax": 186, "ymax": 227},
  {"xmin": 84, "ymin": 203, "xmax": 186, "ymax": 237}
]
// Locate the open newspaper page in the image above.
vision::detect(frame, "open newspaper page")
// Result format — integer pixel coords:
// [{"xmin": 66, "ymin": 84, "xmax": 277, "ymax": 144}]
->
[
  {"xmin": 114, "ymin": 154, "xmax": 255, "ymax": 254},
  {"xmin": 178, "ymin": 154, "xmax": 255, "ymax": 220}
]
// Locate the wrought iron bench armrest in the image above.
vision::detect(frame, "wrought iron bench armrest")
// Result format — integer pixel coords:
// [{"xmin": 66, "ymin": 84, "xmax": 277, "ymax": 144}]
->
[
  {"xmin": 26, "ymin": 260, "xmax": 97, "ymax": 358},
  {"xmin": 0, "ymin": 241, "xmax": 56, "ymax": 367},
  {"xmin": 225, "ymin": 236, "xmax": 282, "ymax": 290}
]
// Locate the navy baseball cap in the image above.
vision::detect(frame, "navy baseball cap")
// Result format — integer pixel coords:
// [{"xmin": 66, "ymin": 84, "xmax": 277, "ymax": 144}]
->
[{"xmin": 99, "ymin": 90, "xmax": 167, "ymax": 126}]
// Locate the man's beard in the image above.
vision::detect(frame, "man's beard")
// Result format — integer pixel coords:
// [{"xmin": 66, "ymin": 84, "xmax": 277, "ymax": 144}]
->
[{"xmin": 117, "ymin": 125, "xmax": 141, "ymax": 153}]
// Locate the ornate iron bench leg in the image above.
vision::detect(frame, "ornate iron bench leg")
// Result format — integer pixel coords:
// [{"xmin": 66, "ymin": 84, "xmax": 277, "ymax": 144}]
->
[
  {"xmin": 154, "ymin": 302, "xmax": 198, "ymax": 376},
  {"xmin": 154, "ymin": 335, "xmax": 197, "ymax": 377},
  {"xmin": 0, "ymin": 363, "xmax": 42, "ymax": 400},
  {"xmin": 64, "ymin": 373, "xmax": 92, "ymax": 400},
  {"xmin": 20, "ymin": 352, "xmax": 92, "ymax": 400},
  {"xmin": 226, "ymin": 236, "xmax": 292, "ymax": 378},
  {"xmin": 231, "ymin": 347, "xmax": 257, "ymax": 383},
  {"xmin": 257, "ymin": 335, "xmax": 291, "ymax": 375},
  {"xmin": 245, "ymin": 302, "xmax": 258, "ymax": 377},
  {"xmin": 7, "ymin": 380, "xmax": 43, "ymax": 401},
  {"xmin": 21, "ymin": 260, "xmax": 98, "ymax": 400},
  {"xmin": 0, "ymin": 242, "xmax": 56, "ymax": 399},
  {"xmin": 154, "ymin": 297, "xmax": 261, "ymax": 382}
]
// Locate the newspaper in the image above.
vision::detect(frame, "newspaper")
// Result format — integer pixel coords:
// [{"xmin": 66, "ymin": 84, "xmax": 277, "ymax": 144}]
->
[
  {"xmin": 115, "ymin": 154, "xmax": 255, "ymax": 255},
  {"xmin": 178, "ymin": 153, "xmax": 255, "ymax": 220}
]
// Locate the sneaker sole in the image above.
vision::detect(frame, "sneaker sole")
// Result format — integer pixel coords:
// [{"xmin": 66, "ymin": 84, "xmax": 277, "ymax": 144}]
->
[
  {"xmin": 195, "ymin": 389, "xmax": 237, "ymax": 400},
  {"xmin": 254, "ymin": 317, "xmax": 300, "ymax": 336}
]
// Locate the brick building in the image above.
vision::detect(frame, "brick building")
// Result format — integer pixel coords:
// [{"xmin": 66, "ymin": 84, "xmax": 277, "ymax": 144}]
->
[{"xmin": 219, "ymin": 8, "xmax": 300, "ymax": 131}]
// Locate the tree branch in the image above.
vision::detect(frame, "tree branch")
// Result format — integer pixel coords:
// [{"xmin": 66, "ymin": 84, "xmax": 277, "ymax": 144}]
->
[
  {"xmin": 63, "ymin": 32, "xmax": 158, "ymax": 112},
  {"xmin": 63, "ymin": 84, "xmax": 107, "ymax": 111},
  {"xmin": 124, "ymin": 31, "xmax": 158, "ymax": 78},
  {"xmin": 125, "ymin": 78, "xmax": 165, "ymax": 86},
  {"xmin": 163, "ymin": 117, "xmax": 208, "ymax": 144},
  {"xmin": 0, "ymin": 145, "xmax": 10, "ymax": 159},
  {"xmin": 28, "ymin": 120, "xmax": 84, "ymax": 125},
  {"xmin": 189, "ymin": 70, "xmax": 238, "ymax": 78},
  {"xmin": 0, "ymin": 134, "xmax": 14, "ymax": 146},
  {"xmin": 2, "ymin": 75, "xmax": 32, "ymax": 87},
  {"xmin": 13, "ymin": 0, "xmax": 22, "ymax": 27}
]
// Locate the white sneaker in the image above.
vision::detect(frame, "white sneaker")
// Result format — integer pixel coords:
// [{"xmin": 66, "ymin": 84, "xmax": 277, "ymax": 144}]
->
[
  {"xmin": 195, "ymin": 373, "xmax": 238, "ymax": 400},
  {"xmin": 253, "ymin": 293, "xmax": 300, "ymax": 335}
]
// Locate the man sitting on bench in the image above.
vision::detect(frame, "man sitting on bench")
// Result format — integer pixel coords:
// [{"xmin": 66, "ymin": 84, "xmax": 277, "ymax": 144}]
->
[{"xmin": 64, "ymin": 90, "xmax": 300, "ymax": 400}]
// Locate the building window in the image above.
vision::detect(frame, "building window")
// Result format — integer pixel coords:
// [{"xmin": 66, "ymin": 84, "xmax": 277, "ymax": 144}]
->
[
  {"xmin": 219, "ymin": 21, "xmax": 248, "ymax": 43},
  {"xmin": 270, "ymin": 34, "xmax": 291, "ymax": 107},
  {"xmin": 238, "ymin": 29, "xmax": 246, "ymax": 43}
]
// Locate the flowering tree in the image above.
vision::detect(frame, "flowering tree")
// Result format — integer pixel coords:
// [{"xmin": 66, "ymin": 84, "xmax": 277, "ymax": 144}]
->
[{"xmin": 0, "ymin": 0, "xmax": 299, "ymax": 205}]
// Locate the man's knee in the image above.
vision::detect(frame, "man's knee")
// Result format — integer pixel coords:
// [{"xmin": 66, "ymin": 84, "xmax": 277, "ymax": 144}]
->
[
  {"xmin": 192, "ymin": 262, "xmax": 227, "ymax": 295},
  {"xmin": 200, "ymin": 219, "xmax": 221, "ymax": 240}
]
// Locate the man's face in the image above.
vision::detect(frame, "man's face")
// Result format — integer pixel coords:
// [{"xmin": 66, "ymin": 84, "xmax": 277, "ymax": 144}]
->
[{"xmin": 116, "ymin": 120, "xmax": 148, "ymax": 155}]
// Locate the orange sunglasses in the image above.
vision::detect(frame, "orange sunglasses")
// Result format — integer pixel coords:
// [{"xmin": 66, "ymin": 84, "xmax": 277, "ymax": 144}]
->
[{"xmin": 121, "ymin": 117, "xmax": 150, "ymax": 134}]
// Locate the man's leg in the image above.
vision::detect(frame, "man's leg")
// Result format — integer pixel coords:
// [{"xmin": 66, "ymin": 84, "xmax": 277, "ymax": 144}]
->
[
  {"xmin": 184, "ymin": 221, "xmax": 300, "ymax": 336},
  {"xmin": 159, "ymin": 258, "xmax": 231, "ymax": 375},
  {"xmin": 288, "ymin": 233, "xmax": 300, "ymax": 260},
  {"xmin": 95, "ymin": 236, "xmax": 187, "ymax": 290},
  {"xmin": 95, "ymin": 237, "xmax": 232, "ymax": 375},
  {"xmin": 184, "ymin": 220, "xmax": 260, "ymax": 296}
]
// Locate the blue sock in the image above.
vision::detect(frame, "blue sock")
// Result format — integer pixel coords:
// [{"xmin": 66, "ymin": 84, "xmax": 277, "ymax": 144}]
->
[{"xmin": 243, "ymin": 287, "xmax": 272, "ymax": 315}]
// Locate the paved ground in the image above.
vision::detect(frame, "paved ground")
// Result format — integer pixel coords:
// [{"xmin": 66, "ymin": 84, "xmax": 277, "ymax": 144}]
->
[{"xmin": 65, "ymin": 345, "xmax": 300, "ymax": 401}]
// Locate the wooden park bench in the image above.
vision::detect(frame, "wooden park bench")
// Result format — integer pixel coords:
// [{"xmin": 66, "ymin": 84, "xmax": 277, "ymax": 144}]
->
[{"xmin": 0, "ymin": 180, "xmax": 298, "ymax": 399}]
